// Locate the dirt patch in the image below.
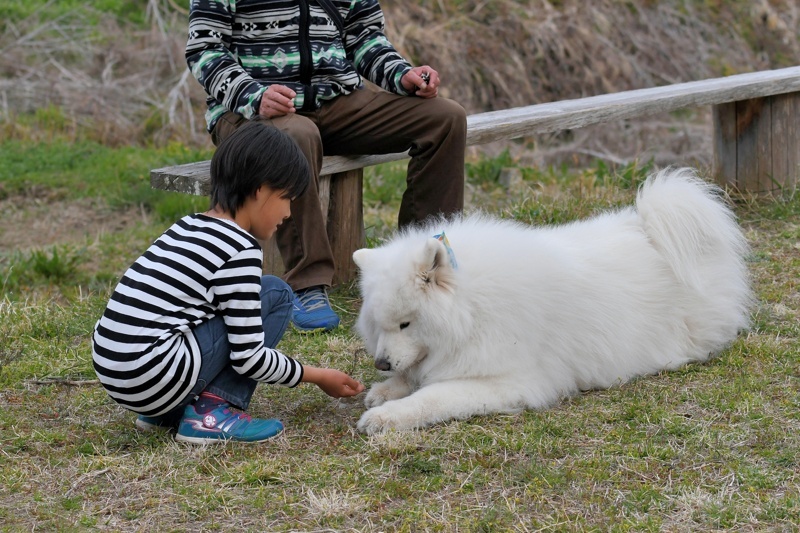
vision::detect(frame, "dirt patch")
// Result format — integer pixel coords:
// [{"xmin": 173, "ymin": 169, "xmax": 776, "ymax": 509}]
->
[{"xmin": 0, "ymin": 195, "xmax": 147, "ymax": 253}]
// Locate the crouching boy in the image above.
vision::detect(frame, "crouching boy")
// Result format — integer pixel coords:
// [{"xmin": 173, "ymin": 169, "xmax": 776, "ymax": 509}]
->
[{"xmin": 92, "ymin": 121, "xmax": 364, "ymax": 444}]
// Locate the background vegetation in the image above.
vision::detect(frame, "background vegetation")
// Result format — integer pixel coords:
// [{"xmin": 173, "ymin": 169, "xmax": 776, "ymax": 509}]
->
[
  {"xmin": 1, "ymin": 0, "xmax": 798, "ymax": 531},
  {"xmin": 3, "ymin": 0, "xmax": 799, "ymax": 149}
]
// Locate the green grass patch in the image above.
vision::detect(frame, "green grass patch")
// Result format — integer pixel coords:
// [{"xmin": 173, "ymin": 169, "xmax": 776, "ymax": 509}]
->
[
  {"xmin": 0, "ymin": 139, "xmax": 211, "ymax": 210},
  {"xmin": 1, "ymin": 140, "xmax": 799, "ymax": 530},
  {"xmin": 0, "ymin": 0, "xmax": 148, "ymax": 27}
]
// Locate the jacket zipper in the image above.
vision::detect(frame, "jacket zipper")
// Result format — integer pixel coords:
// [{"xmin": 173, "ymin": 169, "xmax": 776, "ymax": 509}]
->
[{"xmin": 298, "ymin": 0, "xmax": 316, "ymax": 111}]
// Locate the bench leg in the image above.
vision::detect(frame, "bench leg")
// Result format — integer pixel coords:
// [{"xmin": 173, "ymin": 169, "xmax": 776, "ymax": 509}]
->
[
  {"xmin": 713, "ymin": 92, "xmax": 799, "ymax": 195},
  {"xmin": 327, "ymin": 169, "xmax": 365, "ymax": 285},
  {"xmin": 260, "ymin": 238, "xmax": 284, "ymax": 276},
  {"xmin": 260, "ymin": 170, "xmax": 365, "ymax": 286},
  {"xmin": 259, "ymin": 174, "xmax": 332, "ymax": 278}
]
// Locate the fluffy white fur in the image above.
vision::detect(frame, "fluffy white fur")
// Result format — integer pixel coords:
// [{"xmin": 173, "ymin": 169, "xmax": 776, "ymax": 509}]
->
[{"xmin": 353, "ymin": 168, "xmax": 752, "ymax": 435}]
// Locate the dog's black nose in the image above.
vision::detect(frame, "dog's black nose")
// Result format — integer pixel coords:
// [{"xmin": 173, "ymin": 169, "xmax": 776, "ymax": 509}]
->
[{"xmin": 374, "ymin": 359, "xmax": 391, "ymax": 371}]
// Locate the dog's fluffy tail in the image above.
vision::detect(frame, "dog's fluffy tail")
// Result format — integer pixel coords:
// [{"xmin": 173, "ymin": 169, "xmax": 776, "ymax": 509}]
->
[{"xmin": 636, "ymin": 167, "xmax": 752, "ymax": 338}]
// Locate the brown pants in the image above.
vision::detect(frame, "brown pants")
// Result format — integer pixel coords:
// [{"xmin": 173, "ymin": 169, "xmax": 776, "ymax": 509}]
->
[{"xmin": 211, "ymin": 83, "xmax": 467, "ymax": 290}]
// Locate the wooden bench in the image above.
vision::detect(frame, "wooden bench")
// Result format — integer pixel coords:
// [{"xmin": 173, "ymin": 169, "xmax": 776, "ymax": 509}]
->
[{"xmin": 152, "ymin": 66, "xmax": 800, "ymax": 284}]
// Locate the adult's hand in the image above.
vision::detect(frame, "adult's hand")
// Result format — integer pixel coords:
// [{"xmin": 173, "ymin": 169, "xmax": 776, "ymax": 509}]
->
[
  {"xmin": 401, "ymin": 66, "xmax": 440, "ymax": 98},
  {"xmin": 259, "ymin": 84, "xmax": 297, "ymax": 118}
]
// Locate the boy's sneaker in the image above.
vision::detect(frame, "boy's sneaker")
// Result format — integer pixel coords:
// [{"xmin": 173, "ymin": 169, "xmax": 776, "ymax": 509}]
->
[
  {"xmin": 291, "ymin": 286, "xmax": 340, "ymax": 332},
  {"xmin": 135, "ymin": 414, "xmax": 177, "ymax": 432},
  {"xmin": 175, "ymin": 405, "xmax": 283, "ymax": 444}
]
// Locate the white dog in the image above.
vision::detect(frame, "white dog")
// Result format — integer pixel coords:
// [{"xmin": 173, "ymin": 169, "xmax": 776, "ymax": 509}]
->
[{"xmin": 353, "ymin": 168, "xmax": 752, "ymax": 435}]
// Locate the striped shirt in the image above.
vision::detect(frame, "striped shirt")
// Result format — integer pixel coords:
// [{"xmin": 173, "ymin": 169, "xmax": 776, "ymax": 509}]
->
[
  {"xmin": 186, "ymin": 0, "xmax": 414, "ymax": 132},
  {"xmin": 92, "ymin": 214, "xmax": 303, "ymax": 416}
]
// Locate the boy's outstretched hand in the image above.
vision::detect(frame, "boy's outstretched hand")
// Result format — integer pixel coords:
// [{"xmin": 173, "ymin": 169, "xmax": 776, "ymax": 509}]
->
[{"xmin": 302, "ymin": 366, "xmax": 365, "ymax": 398}]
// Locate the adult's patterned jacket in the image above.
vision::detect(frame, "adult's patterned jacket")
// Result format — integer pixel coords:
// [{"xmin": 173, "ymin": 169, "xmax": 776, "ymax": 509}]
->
[{"xmin": 186, "ymin": 0, "xmax": 415, "ymax": 132}]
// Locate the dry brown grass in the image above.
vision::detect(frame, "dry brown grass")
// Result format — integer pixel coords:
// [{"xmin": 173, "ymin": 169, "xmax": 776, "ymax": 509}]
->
[
  {"xmin": 389, "ymin": 0, "xmax": 800, "ymax": 111},
  {"xmin": 2, "ymin": 0, "xmax": 799, "ymax": 157},
  {"xmin": 0, "ymin": 0, "xmax": 206, "ymax": 146}
]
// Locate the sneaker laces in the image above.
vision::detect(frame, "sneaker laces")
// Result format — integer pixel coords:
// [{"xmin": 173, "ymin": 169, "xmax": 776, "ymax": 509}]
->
[{"xmin": 296, "ymin": 287, "xmax": 331, "ymax": 312}]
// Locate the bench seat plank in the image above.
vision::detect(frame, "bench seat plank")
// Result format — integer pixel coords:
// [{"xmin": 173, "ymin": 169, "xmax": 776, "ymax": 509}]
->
[
  {"xmin": 150, "ymin": 66, "xmax": 800, "ymax": 284},
  {"xmin": 467, "ymin": 66, "xmax": 800, "ymax": 145},
  {"xmin": 151, "ymin": 153, "xmax": 410, "ymax": 195},
  {"xmin": 152, "ymin": 66, "xmax": 800, "ymax": 195}
]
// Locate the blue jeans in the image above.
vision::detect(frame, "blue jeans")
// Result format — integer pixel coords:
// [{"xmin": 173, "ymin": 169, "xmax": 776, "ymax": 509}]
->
[{"xmin": 159, "ymin": 275, "xmax": 293, "ymax": 423}]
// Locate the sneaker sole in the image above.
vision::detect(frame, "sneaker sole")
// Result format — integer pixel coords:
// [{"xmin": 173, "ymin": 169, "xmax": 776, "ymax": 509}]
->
[
  {"xmin": 291, "ymin": 322, "xmax": 339, "ymax": 334},
  {"xmin": 290, "ymin": 320, "xmax": 340, "ymax": 333},
  {"xmin": 135, "ymin": 419, "xmax": 173, "ymax": 432},
  {"xmin": 174, "ymin": 427, "xmax": 284, "ymax": 445}
]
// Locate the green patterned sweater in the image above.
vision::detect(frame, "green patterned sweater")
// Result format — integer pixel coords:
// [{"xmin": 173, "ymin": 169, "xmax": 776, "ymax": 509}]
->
[{"xmin": 186, "ymin": 0, "xmax": 415, "ymax": 132}]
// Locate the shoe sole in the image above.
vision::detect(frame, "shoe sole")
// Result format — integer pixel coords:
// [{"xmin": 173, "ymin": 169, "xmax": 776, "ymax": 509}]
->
[
  {"xmin": 291, "ymin": 322, "xmax": 339, "ymax": 334},
  {"xmin": 174, "ymin": 427, "xmax": 284, "ymax": 445},
  {"xmin": 293, "ymin": 326, "xmax": 334, "ymax": 334},
  {"xmin": 135, "ymin": 419, "xmax": 173, "ymax": 432}
]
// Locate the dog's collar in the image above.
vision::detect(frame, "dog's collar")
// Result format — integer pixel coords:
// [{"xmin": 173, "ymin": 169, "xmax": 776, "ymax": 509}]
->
[{"xmin": 432, "ymin": 231, "xmax": 458, "ymax": 269}]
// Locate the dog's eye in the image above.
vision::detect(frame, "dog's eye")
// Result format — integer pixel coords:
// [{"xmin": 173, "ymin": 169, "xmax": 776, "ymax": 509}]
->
[{"xmin": 399, "ymin": 322, "xmax": 410, "ymax": 330}]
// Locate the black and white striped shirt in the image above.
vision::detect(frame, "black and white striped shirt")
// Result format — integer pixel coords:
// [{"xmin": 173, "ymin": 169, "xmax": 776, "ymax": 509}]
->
[{"xmin": 92, "ymin": 214, "xmax": 303, "ymax": 416}]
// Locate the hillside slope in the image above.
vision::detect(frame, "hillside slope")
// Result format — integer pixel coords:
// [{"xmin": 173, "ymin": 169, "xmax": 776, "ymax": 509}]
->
[
  {"xmin": 0, "ymin": 0, "xmax": 797, "ymax": 150},
  {"xmin": 385, "ymin": 0, "xmax": 799, "ymax": 111}
]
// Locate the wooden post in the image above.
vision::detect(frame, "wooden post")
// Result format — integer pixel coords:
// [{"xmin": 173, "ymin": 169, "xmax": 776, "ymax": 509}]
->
[
  {"xmin": 260, "ymin": 238, "xmax": 284, "ymax": 276},
  {"xmin": 260, "ymin": 173, "xmax": 334, "ymax": 278},
  {"xmin": 327, "ymin": 169, "xmax": 365, "ymax": 285},
  {"xmin": 713, "ymin": 92, "xmax": 800, "ymax": 195},
  {"xmin": 261, "ymin": 170, "xmax": 364, "ymax": 285},
  {"xmin": 772, "ymin": 92, "xmax": 800, "ymax": 194}
]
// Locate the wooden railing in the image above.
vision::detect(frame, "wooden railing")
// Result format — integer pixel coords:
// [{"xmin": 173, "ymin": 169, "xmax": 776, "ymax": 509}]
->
[{"xmin": 152, "ymin": 66, "xmax": 800, "ymax": 284}]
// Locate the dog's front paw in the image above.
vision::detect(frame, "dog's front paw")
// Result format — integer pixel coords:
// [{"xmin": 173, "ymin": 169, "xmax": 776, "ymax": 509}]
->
[
  {"xmin": 357, "ymin": 404, "xmax": 418, "ymax": 435},
  {"xmin": 363, "ymin": 379, "xmax": 410, "ymax": 409},
  {"xmin": 363, "ymin": 385, "xmax": 390, "ymax": 409}
]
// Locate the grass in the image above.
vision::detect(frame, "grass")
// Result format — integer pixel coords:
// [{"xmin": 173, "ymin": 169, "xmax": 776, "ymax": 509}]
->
[
  {"xmin": 0, "ymin": 0, "xmax": 147, "ymax": 23},
  {"xmin": 0, "ymin": 138, "xmax": 211, "ymax": 204},
  {"xmin": 0, "ymin": 137, "xmax": 212, "ymax": 298},
  {"xmin": 3, "ymin": 0, "xmax": 798, "ymax": 526},
  {"xmin": 1, "ymin": 141, "xmax": 799, "ymax": 531}
]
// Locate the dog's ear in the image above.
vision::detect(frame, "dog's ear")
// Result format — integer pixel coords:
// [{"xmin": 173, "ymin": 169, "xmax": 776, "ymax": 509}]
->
[
  {"xmin": 416, "ymin": 239, "xmax": 456, "ymax": 292},
  {"xmin": 352, "ymin": 248, "xmax": 373, "ymax": 271}
]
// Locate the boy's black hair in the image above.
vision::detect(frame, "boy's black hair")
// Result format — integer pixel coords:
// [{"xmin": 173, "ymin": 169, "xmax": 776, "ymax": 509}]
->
[{"xmin": 209, "ymin": 120, "xmax": 310, "ymax": 217}]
